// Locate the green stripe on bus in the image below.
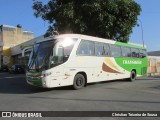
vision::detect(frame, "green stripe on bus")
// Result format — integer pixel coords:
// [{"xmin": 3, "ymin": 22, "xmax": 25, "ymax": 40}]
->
[
  {"xmin": 115, "ymin": 42, "xmax": 145, "ymax": 49},
  {"xmin": 31, "ymin": 80, "xmax": 42, "ymax": 87},
  {"xmin": 115, "ymin": 57, "xmax": 148, "ymax": 75}
]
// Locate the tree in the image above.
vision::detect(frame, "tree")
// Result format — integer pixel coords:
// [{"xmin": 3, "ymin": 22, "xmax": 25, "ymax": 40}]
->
[{"xmin": 33, "ymin": 0, "xmax": 141, "ymax": 42}]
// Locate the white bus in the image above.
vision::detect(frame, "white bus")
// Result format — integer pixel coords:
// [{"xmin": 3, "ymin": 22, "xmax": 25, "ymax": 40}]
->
[{"xmin": 26, "ymin": 34, "xmax": 148, "ymax": 89}]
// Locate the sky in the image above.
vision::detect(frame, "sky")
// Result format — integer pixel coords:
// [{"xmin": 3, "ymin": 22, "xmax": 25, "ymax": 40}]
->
[{"xmin": 0, "ymin": 0, "xmax": 159, "ymax": 51}]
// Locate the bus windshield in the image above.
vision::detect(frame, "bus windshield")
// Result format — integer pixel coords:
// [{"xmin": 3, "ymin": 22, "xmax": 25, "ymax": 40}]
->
[
  {"xmin": 28, "ymin": 40, "xmax": 53, "ymax": 71},
  {"xmin": 27, "ymin": 38, "xmax": 77, "ymax": 72}
]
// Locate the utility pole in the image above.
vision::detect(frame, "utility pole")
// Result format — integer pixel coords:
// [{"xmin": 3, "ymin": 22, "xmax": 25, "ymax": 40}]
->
[{"xmin": 138, "ymin": 19, "xmax": 144, "ymax": 47}]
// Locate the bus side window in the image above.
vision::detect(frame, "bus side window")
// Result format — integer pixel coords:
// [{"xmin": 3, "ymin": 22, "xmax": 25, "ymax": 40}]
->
[
  {"xmin": 131, "ymin": 48, "xmax": 140, "ymax": 58},
  {"xmin": 88, "ymin": 41, "xmax": 95, "ymax": 55},
  {"xmin": 122, "ymin": 47, "xmax": 131, "ymax": 57},
  {"xmin": 95, "ymin": 42, "xmax": 104, "ymax": 56},
  {"xmin": 110, "ymin": 45, "xmax": 122, "ymax": 57},
  {"xmin": 63, "ymin": 44, "xmax": 74, "ymax": 62},
  {"xmin": 77, "ymin": 40, "xmax": 88, "ymax": 55},
  {"xmin": 77, "ymin": 40, "xmax": 95, "ymax": 56},
  {"xmin": 57, "ymin": 47, "xmax": 63, "ymax": 63},
  {"xmin": 103, "ymin": 44, "xmax": 110, "ymax": 56}
]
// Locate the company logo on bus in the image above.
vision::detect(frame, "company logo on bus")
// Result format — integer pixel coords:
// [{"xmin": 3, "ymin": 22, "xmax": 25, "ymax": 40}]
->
[{"xmin": 123, "ymin": 60, "xmax": 142, "ymax": 65}]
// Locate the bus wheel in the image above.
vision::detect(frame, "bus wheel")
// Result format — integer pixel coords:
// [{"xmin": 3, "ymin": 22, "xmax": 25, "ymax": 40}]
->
[
  {"xmin": 73, "ymin": 74, "xmax": 85, "ymax": 90},
  {"xmin": 130, "ymin": 70, "xmax": 136, "ymax": 81}
]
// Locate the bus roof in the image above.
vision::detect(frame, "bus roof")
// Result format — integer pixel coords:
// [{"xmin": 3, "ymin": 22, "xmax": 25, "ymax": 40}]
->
[{"xmin": 35, "ymin": 34, "xmax": 146, "ymax": 49}]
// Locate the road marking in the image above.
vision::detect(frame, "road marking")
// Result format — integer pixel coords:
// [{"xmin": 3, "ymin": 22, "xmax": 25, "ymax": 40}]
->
[{"xmin": 0, "ymin": 76, "xmax": 25, "ymax": 80}]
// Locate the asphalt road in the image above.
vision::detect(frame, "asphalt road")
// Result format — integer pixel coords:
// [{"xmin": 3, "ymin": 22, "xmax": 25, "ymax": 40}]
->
[{"xmin": 0, "ymin": 72, "xmax": 160, "ymax": 120}]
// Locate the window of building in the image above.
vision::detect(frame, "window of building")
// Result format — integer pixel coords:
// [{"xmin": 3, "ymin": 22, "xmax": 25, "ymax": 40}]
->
[
  {"xmin": 122, "ymin": 47, "xmax": 131, "ymax": 57},
  {"xmin": 77, "ymin": 40, "xmax": 95, "ymax": 55},
  {"xmin": 131, "ymin": 48, "xmax": 140, "ymax": 58},
  {"xmin": 110, "ymin": 45, "xmax": 122, "ymax": 57},
  {"xmin": 23, "ymin": 32, "xmax": 33, "ymax": 36},
  {"xmin": 3, "ymin": 27, "xmax": 15, "ymax": 31}
]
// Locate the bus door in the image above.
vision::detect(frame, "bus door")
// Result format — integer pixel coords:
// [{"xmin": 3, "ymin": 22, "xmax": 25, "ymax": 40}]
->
[{"xmin": 49, "ymin": 46, "xmax": 64, "ymax": 87}]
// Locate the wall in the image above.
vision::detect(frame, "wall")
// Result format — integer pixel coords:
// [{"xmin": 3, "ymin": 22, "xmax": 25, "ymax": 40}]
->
[
  {"xmin": 2, "ymin": 26, "xmax": 33, "ymax": 47},
  {"xmin": 11, "ymin": 35, "xmax": 44, "ymax": 55},
  {"xmin": 2, "ymin": 47, "xmax": 13, "ymax": 67},
  {"xmin": 148, "ymin": 56, "xmax": 160, "ymax": 76},
  {"xmin": 0, "ymin": 25, "xmax": 34, "ymax": 67},
  {"xmin": 10, "ymin": 35, "xmax": 44, "ymax": 66}
]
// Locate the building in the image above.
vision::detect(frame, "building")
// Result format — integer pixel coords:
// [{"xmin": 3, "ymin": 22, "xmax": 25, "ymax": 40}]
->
[
  {"xmin": 147, "ymin": 50, "xmax": 160, "ymax": 76},
  {"xmin": 0, "ymin": 25, "xmax": 34, "ymax": 68},
  {"xmin": 148, "ymin": 56, "xmax": 160, "ymax": 76},
  {"xmin": 148, "ymin": 51, "xmax": 160, "ymax": 56},
  {"xmin": 11, "ymin": 35, "xmax": 44, "ymax": 65}
]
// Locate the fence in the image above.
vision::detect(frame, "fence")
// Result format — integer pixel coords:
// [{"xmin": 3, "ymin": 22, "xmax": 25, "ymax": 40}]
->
[{"xmin": 147, "ymin": 56, "xmax": 160, "ymax": 76}]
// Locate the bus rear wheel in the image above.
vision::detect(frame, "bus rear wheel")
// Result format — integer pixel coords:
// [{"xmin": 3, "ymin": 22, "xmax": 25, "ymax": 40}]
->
[
  {"xmin": 73, "ymin": 74, "xmax": 85, "ymax": 90},
  {"xmin": 129, "ymin": 70, "xmax": 136, "ymax": 81}
]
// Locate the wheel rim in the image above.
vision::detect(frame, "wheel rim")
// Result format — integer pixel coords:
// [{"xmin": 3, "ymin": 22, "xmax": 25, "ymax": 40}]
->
[
  {"xmin": 131, "ymin": 72, "xmax": 135, "ymax": 80},
  {"xmin": 76, "ymin": 77, "xmax": 83, "ymax": 86}
]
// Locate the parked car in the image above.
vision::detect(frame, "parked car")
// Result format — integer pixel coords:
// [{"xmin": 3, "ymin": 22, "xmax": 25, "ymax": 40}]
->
[
  {"xmin": 9, "ymin": 64, "xmax": 25, "ymax": 74},
  {"xmin": 0, "ymin": 65, "xmax": 9, "ymax": 72}
]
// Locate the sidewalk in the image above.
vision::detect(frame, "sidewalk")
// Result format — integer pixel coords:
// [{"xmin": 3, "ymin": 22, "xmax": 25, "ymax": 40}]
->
[{"xmin": 147, "ymin": 72, "xmax": 160, "ymax": 77}]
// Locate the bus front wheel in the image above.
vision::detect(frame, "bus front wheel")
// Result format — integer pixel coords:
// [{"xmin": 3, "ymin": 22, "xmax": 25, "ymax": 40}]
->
[
  {"xmin": 129, "ymin": 70, "xmax": 136, "ymax": 81},
  {"xmin": 73, "ymin": 74, "xmax": 85, "ymax": 90}
]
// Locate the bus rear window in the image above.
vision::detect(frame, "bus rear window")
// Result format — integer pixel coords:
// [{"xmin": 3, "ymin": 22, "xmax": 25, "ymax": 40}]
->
[{"xmin": 140, "ymin": 49, "xmax": 147, "ymax": 58}]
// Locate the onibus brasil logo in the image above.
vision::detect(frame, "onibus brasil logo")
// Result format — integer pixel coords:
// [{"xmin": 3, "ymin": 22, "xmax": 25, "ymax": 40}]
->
[{"xmin": 1, "ymin": 112, "xmax": 42, "ymax": 118}]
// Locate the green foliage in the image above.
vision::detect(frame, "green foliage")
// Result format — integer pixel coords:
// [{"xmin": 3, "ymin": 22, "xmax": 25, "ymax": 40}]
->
[{"xmin": 33, "ymin": 0, "xmax": 141, "ymax": 42}]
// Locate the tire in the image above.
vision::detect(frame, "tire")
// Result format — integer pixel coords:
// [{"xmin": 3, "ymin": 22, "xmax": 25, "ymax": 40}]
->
[
  {"xmin": 130, "ymin": 70, "xmax": 136, "ymax": 81},
  {"xmin": 73, "ymin": 74, "xmax": 85, "ymax": 90}
]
